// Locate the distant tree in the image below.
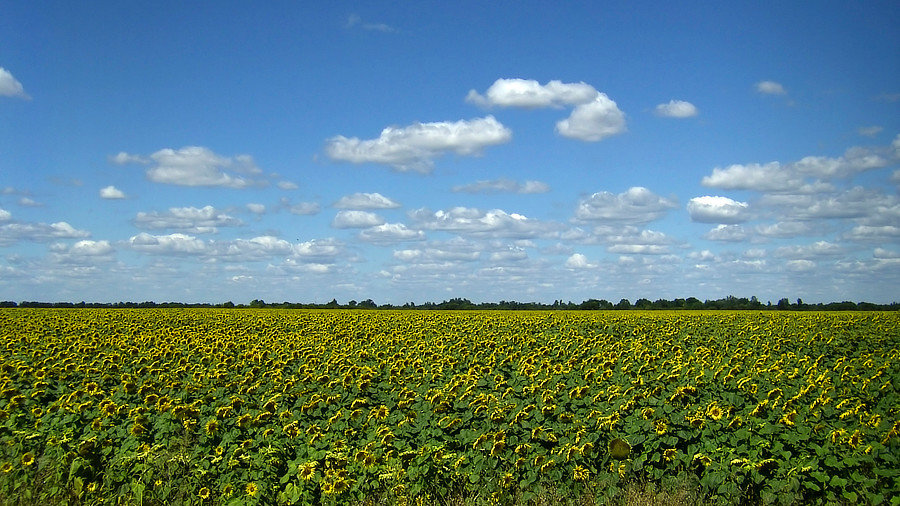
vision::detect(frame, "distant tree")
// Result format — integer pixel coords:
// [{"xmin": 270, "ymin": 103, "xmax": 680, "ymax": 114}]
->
[
  {"xmin": 635, "ymin": 298, "xmax": 652, "ymax": 309},
  {"xmin": 615, "ymin": 298, "xmax": 632, "ymax": 310},
  {"xmin": 776, "ymin": 298, "xmax": 791, "ymax": 310}
]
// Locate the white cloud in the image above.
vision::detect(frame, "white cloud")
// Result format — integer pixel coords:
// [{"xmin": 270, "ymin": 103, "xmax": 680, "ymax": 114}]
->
[
  {"xmin": 393, "ymin": 240, "xmax": 482, "ymax": 264},
  {"xmin": 755, "ymin": 221, "xmax": 814, "ymax": 238},
  {"xmin": 334, "ymin": 192, "xmax": 401, "ymax": 209},
  {"xmin": 116, "ymin": 146, "xmax": 263, "ymax": 188},
  {"xmin": 346, "ymin": 13, "xmax": 396, "ymax": 33},
  {"xmin": 574, "ymin": 187, "xmax": 676, "ymax": 224},
  {"xmin": 654, "ymin": 100, "xmax": 698, "ymax": 118},
  {"xmin": 607, "ymin": 244, "xmax": 669, "ymax": 255},
  {"xmin": 0, "ymin": 67, "xmax": 29, "ymax": 99},
  {"xmin": 277, "ymin": 181, "xmax": 299, "ymax": 190},
  {"xmin": 790, "ymin": 147, "xmax": 889, "ymax": 180},
  {"xmin": 874, "ymin": 248, "xmax": 900, "ymax": 259},
  {"xmin": 0, "ymin": 221, "xmax": 90, "ymax": 246},
  {"xmin": 410, "ymin": 207, "xmax": 558, "ymax": 239},
  {"xmin": 556, "ymin": 94, "xmax": 627, "ymax": 141},
  {"xmin": 701, "ymin": 162, "xmax": 803, "ymax": 192},
  {"xmin": 452, "ymin": 178, "xmax": 550, "ymax": 194},
  {"xmin": 785, "ymin": 259, "xmax": 815, "ymax": 272},
  {"xmin": 134, "ymin": 205, "xmax": 242, "ymax": 234},
  {"xmin": 69, "ymin": 240, "xmax": 115, "ymax": 256},
  {"xmin": 774, "ymin": 241, "xmax": 843, "ymax": 259},
  {"xmin": 246, "ymin": 203, "xmax": 266, "ymax": 214},
  {"xmin": 287, "ymin": 202, "xmax": 321, "ymax": 215},
  {"xmin": 128, "ymin": 232, "xmax": 209, "ymax": 255},
  {"xmin": 358, "ymin": 223, "xmax": 425, "ymax": 244},
  {"xmin": 99, "ymin": 185, "xmax": 126, "ymax": 199},
  {"xmin": 756, "ymin": 80, "xmax": 786, "ymax": 95},
  {"xmin": 109, "ymin": 152, "xmax": 149, "ymax": 165},
  {"xmin": 687, "ymin": 196, "xmax": 750, "ymax": 223},
  {"xmin": 0, "ymin": 208, "xmax": 10, "ymax": 221},
  {"xmin": 843, "ymin": 225, "xmax": 900, "ymax": 242},
  {"xmin": 565, "ymin": 253, "xmax": 596, "ymax": 269},
  {"xmin": 465, "ymin": 78, "xmax": 598, "ymax": 108},
  {"xmin": 703, "ymin": 224, "xmax": 748, "ymax": 242},
  {"xmin": 18, "ymin": 197, "xmax": 40, "ymax": 207},
  {"xmin": 325, "ymin": 116, "xmax": 512, "ymax": 172},
  {"xmin": 331, "ymin": 210, "xmax": 385, "ymax": 229},
  {"xmin": 858, "ymin": 126, "xmax": 883, "ymax": 137}
]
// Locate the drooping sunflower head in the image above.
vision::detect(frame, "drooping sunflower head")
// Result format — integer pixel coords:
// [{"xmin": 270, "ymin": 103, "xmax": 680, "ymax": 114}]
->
[
  {"xmin": 608, "ymin": 438, "xmax": 631, "ymax": 460},
  {"xmin": 21, "ymin": 452, "xmax": 35, "ymax": 467}
]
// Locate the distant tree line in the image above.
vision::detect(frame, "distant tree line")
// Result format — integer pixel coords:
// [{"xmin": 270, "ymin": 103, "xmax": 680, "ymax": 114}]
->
[{"xmin": 2, "ymin": 295, "xmax": 897, "ymax": 311}]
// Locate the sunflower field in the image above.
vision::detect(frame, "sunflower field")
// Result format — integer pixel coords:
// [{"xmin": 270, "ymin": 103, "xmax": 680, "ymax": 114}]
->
[{"xmin": 0, "ymin": 308, "xmax": 898, "ymax": 505}]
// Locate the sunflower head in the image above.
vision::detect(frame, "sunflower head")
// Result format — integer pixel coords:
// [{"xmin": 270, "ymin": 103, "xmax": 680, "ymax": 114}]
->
[
  {"xmin": 245, "ymin": 482, "xmax": 258, "ymax": 497},
  {"xmin": 21, "ymin": 452, "xmax": 35, "ymax": 467},
  {"xmin": 608, "ymin": 438, "xmax": 631, "ymax": 460},
  {"xmin": 198, "ymin": 487, "xmax": 211, "ymax": 500}
]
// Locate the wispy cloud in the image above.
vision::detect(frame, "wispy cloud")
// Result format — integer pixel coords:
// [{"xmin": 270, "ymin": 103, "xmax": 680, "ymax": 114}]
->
[{"xmin": 346, "ymin": 14, "xmax": 396, "ymax": 33}]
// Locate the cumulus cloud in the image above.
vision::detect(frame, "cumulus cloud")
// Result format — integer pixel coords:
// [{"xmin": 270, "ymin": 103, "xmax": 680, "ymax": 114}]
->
[
  {"xmin": 0, "ymin": 68, "xmax": 29, "ymax": 99},
  {"xmin": 556, "ymin": 94, "xmax": 627, "ymax": 141},
  {"xmin": 334, "ymin": 192, "xmax": 401, "ymax": 209},
  {"xmin": 325, "ymin": 116, "xmax": 512, "ymax": 172},
  {"xmin": 286, "ymin": 201, "xmax": 321, "ymax": 215},
  {"xmin": 756, "ymin": 80, "xmax": 787, "ymax": 95},
  {"xmin": 109, "ymin": 152, "xmax": 149, "ymax": 165},
  {"xmin": 0, "ymin": 208, "xmax": 11, "ymax": 221},
  {"xmin": 331, "ymin": 210, "xmax": 385, "ymax": 229},
  {"xmin": 393, "ymin": 240, "xmax": 482, "ymax": 264},
  {"xmin": 358, "ymin": 223, "xmax": 426, "ymax": 244},
  {"xmin": 133, "ymin": 205, "xmax": 242, "ymax": 234},
  {"xmin": 246, "ymin": 203, "xmax": 266, "ymax": 214},
  {"xmin": 277, "ymin": 181, "xmax": 299, "ymax": 190},
  {"xmin": 128, "ymin": 232, "xmax": 209, "ymax": 255},
  {"xmin": 115, "ymin": 146, "xmax": 263, "ymax": 188},
  {"xmin": 701, "ymin": 162, "xmax": 804, "ymax": 192},
  {"xmin": 687, "ymin": 196, "xmax": 750, "ymax": 223},
  {"xmin": 99, "ymin": 185, "xmax": 126, "ymax": 199},
  {"xmin": 410, "ymin": 207, "xmax": 558, "ymax": 239},
  {"xmin": 452, "ymin": 178, "xmax": 550, "ymax": 194},
  {"xmin": 755, "ymin": 221, "xmax": 814, "ymax": 238},
  {"xmin": 774, "ymin": 241, "xmax": 843, "ymax": 259},
  {"xmin": 0, "ymin": 221, "xmax": 90, "ymax": 246},
  {"xmin": 654, "ymin": 100, "xmax": 698, "ymax": 118},
  {"xmin": 574, "ymin": 187, "xmax": 676, "ymax": 224},
  {"xmin": 565, "ymin": 253, "xmax": 596, "ymax": 269},
  {"xmin": 69, "ymin": 240, "xmax": 115, "ymax": 256},
  {"xmin": 703, "ymin": 224, "xmax": 748, "ymax": 242},
  {"xmin": 465, "ymin": 78, "xmax": 598, "ymax": 108}
]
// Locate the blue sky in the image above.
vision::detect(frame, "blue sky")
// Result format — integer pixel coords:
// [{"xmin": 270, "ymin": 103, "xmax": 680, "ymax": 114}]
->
[{"xmin": 1, "ymin": 1, "xmax": 899, "ymax": 304}]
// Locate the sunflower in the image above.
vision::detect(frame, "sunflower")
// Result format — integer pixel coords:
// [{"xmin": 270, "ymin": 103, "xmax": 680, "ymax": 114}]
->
[
  {"xmin": 21, "ymin": 452, "xmax": 35, "ymax": 467},
  {"xmin": 1, "ymin": 462, "xmax": 12, "ymax": 473},
  {"xmin": 205, "ymin": 419, "xmax": 219, "ymax": 435},
  {"xmin": 573, "ymin": 465, "xmax": 589, "ymax": 482},
  {"xmin": 198, "ymin": 487, "xmax": 211, "ymax": 500},
  {"xmin": 663, "ymin": 448, "xmax": 678, "ymax": 462},
  {"xmin": 245, "ymin": 482, "xmax": 258, "ymax": 497},
  {"xmin": 706, "ymin": 403, "xmax": 724, "ymax": 421},
  {"xmin": 298, "ymin": 462, "xmax": 316, "ymax": 480},
  {"xmin": 654, "ymin": 419, "xmax": 668, "ymax": 435}
]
